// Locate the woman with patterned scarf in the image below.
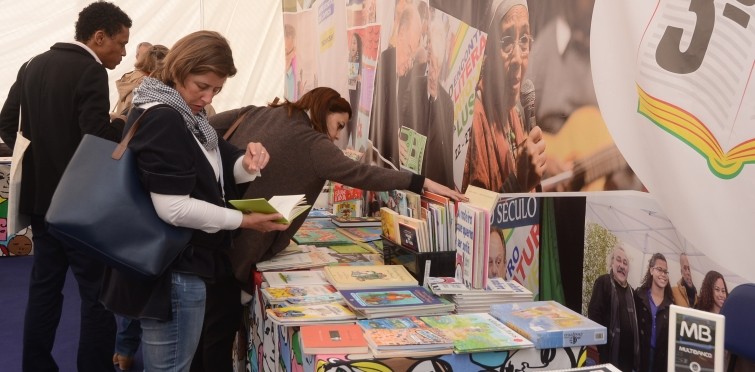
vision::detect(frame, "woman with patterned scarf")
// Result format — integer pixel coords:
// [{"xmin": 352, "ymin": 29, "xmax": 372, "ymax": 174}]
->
[{"xmin": 99, "ymin": 31, "xmax": 288, "ymax": 372}]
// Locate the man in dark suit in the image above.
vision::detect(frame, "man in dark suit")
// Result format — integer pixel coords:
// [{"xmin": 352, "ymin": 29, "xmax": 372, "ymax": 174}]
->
[
  {"xmin": 0, "ymin": 2, "xmax": 131, "ymax": 371},
  {"xmin": 368, "ymin": 3, "xmax": 422, "ymax": 168},
  {"xmin": 401, "ymin": 11, "xmax": 455, "ymax": 189}
]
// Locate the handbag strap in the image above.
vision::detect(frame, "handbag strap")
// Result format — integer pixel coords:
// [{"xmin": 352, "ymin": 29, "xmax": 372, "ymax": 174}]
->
[
  {"xmin": 222, "ymin": 97, "xmax": 280, "ymax": 140},
  {"xmin": 222, "ymin": 109, "xmax": 250, "ymax": 141},
  {"xmin": 112, "ymin": 104, "xmax": 171, "ymax": 160},
  {"xmin": 17, "ymin": 56, "xmax": 38, "ymax": 135}
]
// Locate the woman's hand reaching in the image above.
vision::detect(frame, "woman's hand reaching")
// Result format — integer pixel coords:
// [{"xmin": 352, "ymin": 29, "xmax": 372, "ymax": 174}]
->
[{"xmin": 423, "ymin": 178, "xmax": 469, "ymax": 202}]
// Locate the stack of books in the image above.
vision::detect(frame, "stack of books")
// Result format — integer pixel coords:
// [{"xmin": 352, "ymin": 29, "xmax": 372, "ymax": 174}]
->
[
  {"xmin": 323, "ymin": 265, "xmax": 418, "ymax": 291},
  {"xmin": 265, "ymin": 303, "xmax": 357, "ymax": 326},
  {"xmin": 420, "ymin": 313, "xmax": 534, "ymax": 353},
  {"xmin": 260, "ymin": 270, "xmax": 344, "ymax": 306},
  {"xmin": 489, "ymin": 301, "xmax": 607, "ymax": 349},
  {"xmin": 427, "ymin": 277, "xmax": 534, "ymax": 313},
  {"xmin": 356, "ymin": 316, "xmax": 454, "ymax": 358},
  {"xmin": 340, "ymin": 285, "xmax": 454, "ymax": 319},
  {"xmin": 299, "ymin": 323, "xmax": 369, "ymax": 355}
]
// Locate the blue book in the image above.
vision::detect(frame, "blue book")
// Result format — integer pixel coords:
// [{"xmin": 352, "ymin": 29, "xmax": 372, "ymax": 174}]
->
[
  {"xmin": 340, "ymin": 286, "xmax": 445, "ymax": 312},
  {"xmin": 489, "ymin": 301, "xmax": 607, "ymax": 349}
]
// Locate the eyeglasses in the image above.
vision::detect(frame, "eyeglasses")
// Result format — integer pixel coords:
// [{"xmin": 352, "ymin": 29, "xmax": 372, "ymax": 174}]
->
[
  {"xmin": 652, "ymin": 267, "xmax": 669, "ymax": 276},
  {"xmin": 500, "ymin": 34, "xmax": 534, "ymax": 55}
]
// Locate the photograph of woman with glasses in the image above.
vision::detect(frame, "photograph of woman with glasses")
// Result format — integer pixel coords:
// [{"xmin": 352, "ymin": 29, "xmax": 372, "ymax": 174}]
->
[
  {"xmin": 635, "ymin": 252, "xmax": 674, "ymax": 372},
  {"xmin": 461, "ymin": 0, "xmax": 547, "ymax": 193}
]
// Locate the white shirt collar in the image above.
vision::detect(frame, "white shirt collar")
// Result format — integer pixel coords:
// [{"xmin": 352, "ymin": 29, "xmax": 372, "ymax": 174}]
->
[{"xmin": 70, "ymin": 40, "xmax": 102, "ymax": 64}]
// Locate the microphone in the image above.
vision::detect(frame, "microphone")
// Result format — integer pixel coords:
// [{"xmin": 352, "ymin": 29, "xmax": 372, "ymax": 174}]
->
[{"xmin": 520, "ymin": 79, "xmax": 537, "ymax": 131}]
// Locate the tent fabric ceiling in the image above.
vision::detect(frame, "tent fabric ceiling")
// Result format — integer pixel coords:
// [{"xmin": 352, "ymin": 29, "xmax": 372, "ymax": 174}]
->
[{"xmin": 0, "ymin": 0, "xmax": 285, "ymax": 115}]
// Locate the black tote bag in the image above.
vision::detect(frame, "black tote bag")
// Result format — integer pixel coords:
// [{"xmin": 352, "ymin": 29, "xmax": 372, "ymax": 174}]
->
[{"xmin": 46, "ymin": 105, "xmax": 192, "ymax": 279}]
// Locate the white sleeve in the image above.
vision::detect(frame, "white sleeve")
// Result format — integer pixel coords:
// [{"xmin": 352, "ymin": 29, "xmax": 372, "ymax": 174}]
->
[
  {"xmin": 234, "ymin": 155, "xmax": 261, "ymax": 184},
  {"xmin": 151, "ymin": 193, "xmax": 243, "ymax": 233}
]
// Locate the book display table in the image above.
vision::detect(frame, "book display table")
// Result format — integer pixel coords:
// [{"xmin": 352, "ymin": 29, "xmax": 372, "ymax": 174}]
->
[{"xmin": 243, "ymin": 274, "xmax": 588, "ymax": 372}]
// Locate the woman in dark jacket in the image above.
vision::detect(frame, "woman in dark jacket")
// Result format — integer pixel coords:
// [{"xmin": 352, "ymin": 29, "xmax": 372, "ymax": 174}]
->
[{"xmin": 635, "ymin": 253, "xmax": 674, "ymax": 372}]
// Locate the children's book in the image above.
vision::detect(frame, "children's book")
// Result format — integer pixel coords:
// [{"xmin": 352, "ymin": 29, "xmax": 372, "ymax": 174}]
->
[
  {"xmin": 420, "ymin": 313, "xmax": 534, "ymax": 353},
  {"xmin": 229, "ymin": 194, "xmax": 310, "ymax": 224},
  {"xmin": 299, "ymin": 323, "xmax": 369, "ymax": 355},
  {"xmin": 300, "ymin": 218, "xmax": 338, "ymax": 230},
  {"xmin": 379, "ymin": 207, "xmax": 401, "ymax": 244},
  {"xmin": 260, "ymin": 284, "xmax": 343, "ymax": 305},
  {"xmin": 331, "ymin": 216, "xmax": 382, "ymax": 227},
  {"xmin": 333, "ymin": 200, "xmax": 363, "ymax": 218},
  {"xmin": 293, "ymin": 228, "xmax": 354, "ymax": 246},
  {"xmin": 266, "ymin": 303, "xmax": 356, "ymax": 325},
  {"xmin": 323, "ymin": 265, "xmax": 418, "ymax": 290},
  {"xmin": 340, "ymin": 286, "xmax": 448, "ymax": 312},
  {"xmin": 336, "ymin": 226, "xmax": 382, "ymax": 242},
  {"xmin": 489, "ymin": 301, "xmax": 607, "ymax": 349},
  {"xmin": 262, "ymin": 270, "xmax": 329, "ymax": 287},
  {"xmin": 357, "ymin": 317, "xmax": 453, "ymax": 352}
]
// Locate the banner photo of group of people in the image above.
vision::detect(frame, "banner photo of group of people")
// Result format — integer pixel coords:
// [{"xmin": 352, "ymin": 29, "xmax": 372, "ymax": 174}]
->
[{"xmin": 282, "ymin": 0, "xmax": 638, "ymax": 193}]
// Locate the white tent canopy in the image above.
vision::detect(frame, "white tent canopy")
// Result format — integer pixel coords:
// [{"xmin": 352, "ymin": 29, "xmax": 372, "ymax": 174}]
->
[{"xmin": 0, "ymin": 0, "xmax": 285, "ymax": 114}]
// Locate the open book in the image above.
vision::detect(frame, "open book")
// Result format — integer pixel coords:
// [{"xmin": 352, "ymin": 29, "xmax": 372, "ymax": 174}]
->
[{"xmin": 229, "ymin": 194, "xmax": 310, "ymax": 224}]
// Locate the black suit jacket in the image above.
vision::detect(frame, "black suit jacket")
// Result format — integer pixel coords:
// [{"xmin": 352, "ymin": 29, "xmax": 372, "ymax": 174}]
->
[
  {"xmin": 0, "ymin": 42, "xmax": 123, "ymax": 216},
  {"xmin": 402, "ymin": 76, "xmax": 456, "ymax": 188}
]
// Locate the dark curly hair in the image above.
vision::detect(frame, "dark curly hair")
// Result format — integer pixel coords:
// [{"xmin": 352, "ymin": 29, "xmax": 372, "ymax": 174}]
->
[
  {"xmin": 695, "ymin": 270, "xmax": 728, "ymax": 312},
  {"xmin": 638, "ymin": 253, "xmax": 674, "ymax": 302},
  {"xmin": 75, "ymin": 1, "xmax": 132, "ymax": 42}
]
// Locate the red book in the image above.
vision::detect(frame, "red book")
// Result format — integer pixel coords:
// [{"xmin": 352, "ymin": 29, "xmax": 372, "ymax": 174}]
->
[{"xmin": 299, "ymin": 323, "xmax": 369, "ymax": 355}]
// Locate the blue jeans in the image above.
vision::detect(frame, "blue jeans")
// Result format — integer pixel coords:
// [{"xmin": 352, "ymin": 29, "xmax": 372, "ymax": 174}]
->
[
  {"xmin": 115, "ymin": 315, "xmax": 141, "ymax": 357},
  {"xmin": 141, "ymin": 272, "xmax": 206, "ymax": 372}
]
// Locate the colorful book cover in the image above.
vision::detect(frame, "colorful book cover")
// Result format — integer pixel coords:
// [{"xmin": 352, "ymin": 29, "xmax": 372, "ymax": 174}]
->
[
  {"xmin": 336, "ymin": 226, "xmax": 382, "ymax": 242},
  {"xmin": 260, "ymin": 284, "xmax": 341, "ymax": 303},
  {"xmin": 340, "ymin": 286, "xmax": 443, "ymax": 311},
  {"xmin": 300, "ymin": 218, "xmax": 337, "ymax": 230},
  {"xmin": 262, "ymin": 270, "xmax": 329, "ymax": 287},
  {"xmin": 379, "ymin": 207, "xmax": 401, "ymax": 244},
  {"xmin": 398, "ymin": 125, "xmax": 427, "ymax": 174},
  {"xmin": 455, "ymin": 203, "xmax": 478, "ymax": 288},
  {"xmin": 398, "ymin": 222, "xmax": 420, "ymax": 251},
  {"xmin": 489, "ymin": 301, "xmax": 607, "ymax": 349},
  {"xmin": 420, "ymin": 313, "xmax": 533, "ymax": 353},
  {"xmin": 293, "ymin": 228, "xmax": 354, "ymax": 246},
  {"xmin": 266, "ymin": 303, "xmax": 356, "ymax": 324},
  {"xmin": 331, "ymin": 182, "xmax": 364, "ymax": 203},
  {"xmin": 362, "ymin": 327, "xmax": 452, "ymax": 350},
  {"xmin": 357, "ymin": 316, "xmax": 432, "ymax": 330},
  {"xmin": 333, "ymin": 200, "xmax": 363, "ymax": 218},
  {"xmin": 323, "ymin": 265, "xmax": 418, "ymax": 290},
  {"xmin": 492, "ymin": 196, "xmax": 542, "ymax": 298},
  {"xmin": 331, "ymin": 215, "xmax": 382, "ymax": 227},
  {"xmin": 299, "ymin": 323, "xmax": 369, "ymax": 355}
]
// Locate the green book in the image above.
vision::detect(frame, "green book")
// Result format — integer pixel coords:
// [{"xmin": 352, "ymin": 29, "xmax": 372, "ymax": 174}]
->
[{"xmin": 229, "ymin": 194, "xmax": 310, "ymax": 224}]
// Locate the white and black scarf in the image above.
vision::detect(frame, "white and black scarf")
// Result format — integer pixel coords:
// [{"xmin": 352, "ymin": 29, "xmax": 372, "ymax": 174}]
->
[{"xmin": 132, "ymin": 77, "xmax": 218, "ymax": 151}]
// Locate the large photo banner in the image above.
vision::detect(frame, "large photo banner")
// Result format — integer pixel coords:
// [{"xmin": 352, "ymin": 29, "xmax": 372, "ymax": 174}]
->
[{"xmin": 283, "ymin": 0, "xmax": 640, "ymax": 194}]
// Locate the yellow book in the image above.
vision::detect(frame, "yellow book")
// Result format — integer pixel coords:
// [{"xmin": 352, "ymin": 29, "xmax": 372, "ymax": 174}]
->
[
  {"xmin": 229, "ymin": 194, "xmax": 310, "ymax": 224},
  {"xmin": 323, "ymin": 264, "xmax": 418, "ymax": 290}
]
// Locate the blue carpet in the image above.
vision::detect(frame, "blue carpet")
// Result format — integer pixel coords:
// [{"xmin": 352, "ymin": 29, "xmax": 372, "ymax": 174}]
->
[{"xmin": 0, "ymin": 256, "xmax": 143, "ymax": 371}]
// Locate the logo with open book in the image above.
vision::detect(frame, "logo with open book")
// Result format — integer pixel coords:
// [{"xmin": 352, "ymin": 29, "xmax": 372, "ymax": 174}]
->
[{"xmin": 634, "ymin": 3, "xmax": 755, "ymax": 179}]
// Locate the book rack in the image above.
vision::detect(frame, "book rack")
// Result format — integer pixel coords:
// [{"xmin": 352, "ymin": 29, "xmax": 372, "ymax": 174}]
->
[{"xmin": 382, "ymin": 239, "xmax": 455, "ymax": 285}]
